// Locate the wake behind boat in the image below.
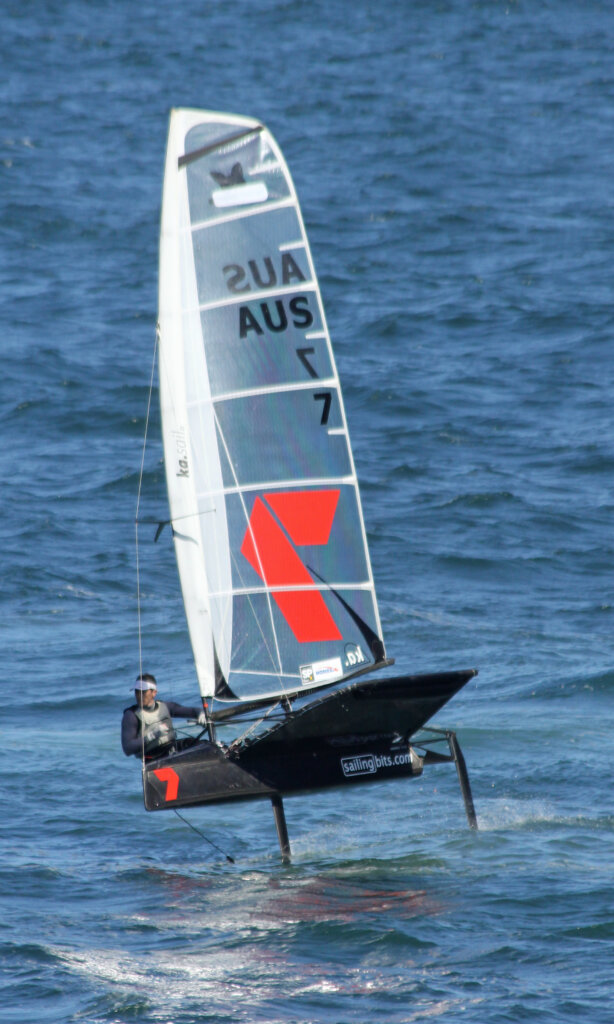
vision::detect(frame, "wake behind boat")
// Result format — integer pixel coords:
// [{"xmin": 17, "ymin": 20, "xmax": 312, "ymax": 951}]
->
[{"xmin": 138, "ymin": 109, "xmax": 477, "ymax": 861}]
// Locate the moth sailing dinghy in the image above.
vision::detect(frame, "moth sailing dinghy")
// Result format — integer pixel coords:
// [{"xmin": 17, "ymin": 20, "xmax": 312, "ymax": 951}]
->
[{"xmin": 140, "ymin": 109, "xmax": 477, "ymax": 861}]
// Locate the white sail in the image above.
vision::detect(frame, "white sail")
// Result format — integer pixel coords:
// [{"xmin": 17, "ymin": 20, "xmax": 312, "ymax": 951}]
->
[{"xmin": 158, "ymin": 108, "xmax": 386, "ymax": 703}]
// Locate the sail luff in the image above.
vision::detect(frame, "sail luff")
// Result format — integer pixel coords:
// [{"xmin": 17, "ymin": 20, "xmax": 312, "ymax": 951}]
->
[{"xmin": 159, "ymin": 113, "xmax": 221, "ymax": 699}]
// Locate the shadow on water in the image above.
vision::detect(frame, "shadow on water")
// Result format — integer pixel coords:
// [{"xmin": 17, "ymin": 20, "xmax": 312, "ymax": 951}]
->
[{"xmin": 253, "ymin": 873, "xmax": 440, "ymax": 925}]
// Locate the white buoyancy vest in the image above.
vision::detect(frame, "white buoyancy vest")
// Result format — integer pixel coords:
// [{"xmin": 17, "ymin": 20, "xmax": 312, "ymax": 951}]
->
[{"xmin": 135, "ymin": 701, "xmax": 176, "ymax": 754}]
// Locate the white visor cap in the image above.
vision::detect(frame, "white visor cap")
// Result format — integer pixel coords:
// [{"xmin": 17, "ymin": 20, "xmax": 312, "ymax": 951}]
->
[{"xmin": 134, "ymin": 678, "xmax": 157, "ymax": 691}]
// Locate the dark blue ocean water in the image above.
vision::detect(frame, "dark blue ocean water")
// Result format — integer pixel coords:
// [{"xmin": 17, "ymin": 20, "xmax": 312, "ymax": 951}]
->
[{"xmin": 2, "ymin": 2, "xmax": 613, "ymax": 1021}]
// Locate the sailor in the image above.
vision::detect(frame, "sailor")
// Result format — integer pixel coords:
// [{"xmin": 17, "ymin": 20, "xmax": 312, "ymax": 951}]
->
[{"xmin": 121, "ymin": 673, "xmax": 208, "ymax": 760}]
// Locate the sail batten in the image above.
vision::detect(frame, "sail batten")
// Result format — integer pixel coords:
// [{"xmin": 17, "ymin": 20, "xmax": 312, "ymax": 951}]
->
[
  {"xmin": 159, "ymin": 109, "xmax": 385, "ymax": 704},
  {"xmin": 193, "ymin": 474, "xmax": 358, "ymax": 500},
  {"xmin": 196, "ymin": 282, "xmax": 318, "ymax": 315},
  {"xmin": 190, "ymin": 196, "xmax": 295, "ymax": 232},
  {"xmin": 207, "ymin": 581, "xmax": 375, "ymax": 597},
  {"xmin": 186, "ymin": 377, "xmax": 337, "ymax": 406},
  {"xmin": 178, "ymin": 124, "xmax": 264, "ymax": 168}
]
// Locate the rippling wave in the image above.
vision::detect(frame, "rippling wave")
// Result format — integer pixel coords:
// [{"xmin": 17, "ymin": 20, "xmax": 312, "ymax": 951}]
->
[{"xmin": 2, "ymin": 2, "xmax": 614, "ymax": 1022}]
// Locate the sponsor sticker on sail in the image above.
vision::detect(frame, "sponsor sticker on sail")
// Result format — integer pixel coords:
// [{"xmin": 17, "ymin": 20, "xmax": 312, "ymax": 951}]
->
[{"xmin": 300, "ymin": 657, "xmax": 343, "ymax": 686}]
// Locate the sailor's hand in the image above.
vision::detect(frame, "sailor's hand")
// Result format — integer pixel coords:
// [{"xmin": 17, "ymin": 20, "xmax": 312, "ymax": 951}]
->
[{"xmin": 197, "ymin": 712, "xmax": 207, "ymax": 726}]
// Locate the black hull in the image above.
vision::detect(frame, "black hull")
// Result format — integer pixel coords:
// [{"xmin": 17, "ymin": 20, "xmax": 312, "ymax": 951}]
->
[{"xmin": 143, "ymin": 669, "xmax": 476, "ymax": 812}]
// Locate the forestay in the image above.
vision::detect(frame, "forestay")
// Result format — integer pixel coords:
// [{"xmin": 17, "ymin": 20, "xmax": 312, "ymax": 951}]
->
[{"xmin": 158, "ymin": 108, "xmax": 386, "ymax": 704}]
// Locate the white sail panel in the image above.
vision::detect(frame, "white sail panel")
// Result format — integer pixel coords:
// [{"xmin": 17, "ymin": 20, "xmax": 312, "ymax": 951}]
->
[
  {"xmin": 159, "ymin": 109, "xmax": 385, "ymax": 703},
  {"xmin": 197, "ymin": 307, "xmax": 333, "ymax": 396}
]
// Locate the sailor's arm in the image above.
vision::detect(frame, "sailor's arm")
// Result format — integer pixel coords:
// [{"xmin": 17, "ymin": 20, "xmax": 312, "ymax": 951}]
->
[{"xmin": 121, "ymin": 707, "xmax": 142, "ymax": 756}]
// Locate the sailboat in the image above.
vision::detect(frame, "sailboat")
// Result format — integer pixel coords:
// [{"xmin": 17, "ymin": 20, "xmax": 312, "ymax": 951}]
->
[{"xmin": 141, "ymin": 108, "xmax": 477, "ymax": 861}]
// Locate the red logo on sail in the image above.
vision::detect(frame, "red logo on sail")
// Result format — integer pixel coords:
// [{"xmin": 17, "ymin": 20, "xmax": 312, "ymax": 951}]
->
[{"xmin": 240, "ymin": 490, "xmax": 341, "ymax": 642}]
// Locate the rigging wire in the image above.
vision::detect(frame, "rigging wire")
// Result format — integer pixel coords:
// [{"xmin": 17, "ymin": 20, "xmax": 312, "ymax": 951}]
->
[
  {"xmin": 173, "ymin": 808, "xmax": 235, "ymax": 863},
  {"xmin": 227, "ymin": 699, "xmax": 283, "ymax": 751},
  {"xmin": 211, "ymin": 402, "xmax": 285, "ymax": 691},
  {"xmin": 135, "ymin": 326, "xmax": 160, "ymax": 766}
]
